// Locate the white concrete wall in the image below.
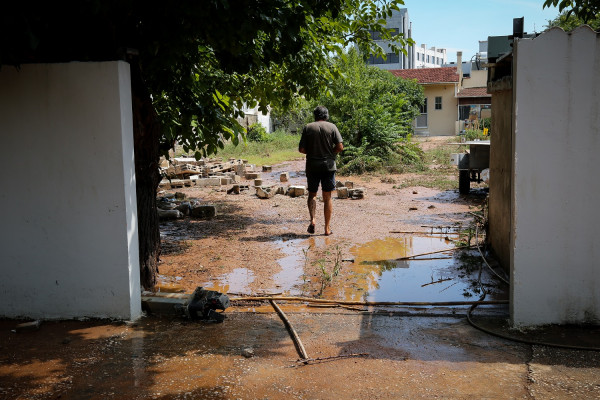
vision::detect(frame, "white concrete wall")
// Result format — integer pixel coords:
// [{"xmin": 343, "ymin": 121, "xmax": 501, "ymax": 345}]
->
[
  {"xmin": 511, "ymin": 27, "xmax": 600, "ymax": 326},
  {"xmin": 0, "ymin": 62, "xmax": 141, "ymax": 320}
]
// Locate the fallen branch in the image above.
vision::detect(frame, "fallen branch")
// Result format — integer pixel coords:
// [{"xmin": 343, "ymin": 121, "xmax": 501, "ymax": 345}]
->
[
  {"xmin": 421, "ymin": 278, "xmax": 453, "ymax": 287},
  {"xmin": 396, "ymin": 245, "xmax": 475, "ymax": 260},
  {"xmin": 269, "ymin": 300, "xmax": 309, "ymax": 361},
  {"xmin": 292, "ymin": 353, "xmax": 369, "ymax": 366}
]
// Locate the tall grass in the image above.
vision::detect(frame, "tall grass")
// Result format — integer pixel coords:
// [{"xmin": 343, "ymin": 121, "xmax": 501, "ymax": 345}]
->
[{"xmin": 215, "ymin": 129, "xmax": 300, "ymax": 166}]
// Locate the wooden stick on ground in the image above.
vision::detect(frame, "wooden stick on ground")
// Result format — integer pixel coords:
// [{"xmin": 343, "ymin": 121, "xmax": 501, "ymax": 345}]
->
[
  {"xmin": 396, "ymin": 245, "xmax": 475, "ymax": 260},
  {"xmin": 269, "ymin": 299, "xmax": 309, "ymax": 361}
]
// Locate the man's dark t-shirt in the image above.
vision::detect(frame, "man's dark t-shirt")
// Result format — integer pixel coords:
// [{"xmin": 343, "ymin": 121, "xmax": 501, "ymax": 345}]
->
[{"xmin": 299, "ymin": 120, "xmax": 343, "ymax": 173}]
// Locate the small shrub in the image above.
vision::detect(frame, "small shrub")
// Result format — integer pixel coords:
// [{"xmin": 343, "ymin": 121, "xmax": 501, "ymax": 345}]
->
[{"xmin": 247, "ymin": 123, "xmax": 270, "ymax": 142}]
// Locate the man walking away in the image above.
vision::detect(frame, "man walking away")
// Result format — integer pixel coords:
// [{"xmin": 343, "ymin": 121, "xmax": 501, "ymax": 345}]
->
[{"xmin": 298, "ymin": 106, "xmax": 344, "ymax": 236}]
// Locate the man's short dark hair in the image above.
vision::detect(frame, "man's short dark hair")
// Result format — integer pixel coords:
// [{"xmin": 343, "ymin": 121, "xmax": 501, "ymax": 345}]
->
[{"xmin": 313, "ymin": 106, "xmax": 329, "ymax": 121}]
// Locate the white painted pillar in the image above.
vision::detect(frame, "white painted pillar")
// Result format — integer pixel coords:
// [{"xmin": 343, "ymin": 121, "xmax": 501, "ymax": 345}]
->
[{"xmin": 0, "ymin": 61, "xmax": 141, "ymax": 320}]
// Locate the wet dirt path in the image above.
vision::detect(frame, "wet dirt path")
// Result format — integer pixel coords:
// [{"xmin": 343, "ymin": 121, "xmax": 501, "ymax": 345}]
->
[{"xmin": 157, "ymin": 158, "xmax": 494, "ymax": 303}]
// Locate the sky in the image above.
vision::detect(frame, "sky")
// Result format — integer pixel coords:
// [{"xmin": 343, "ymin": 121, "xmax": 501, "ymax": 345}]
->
[{"xmin": 402, "ymin": 0, "xmax": 561, "ymax": 62}]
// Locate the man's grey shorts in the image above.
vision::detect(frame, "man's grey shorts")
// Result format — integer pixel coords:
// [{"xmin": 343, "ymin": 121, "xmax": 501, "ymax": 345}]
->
[{"xmin": 307, "ymin": 170, "xmax": 336, "ymax": 193}]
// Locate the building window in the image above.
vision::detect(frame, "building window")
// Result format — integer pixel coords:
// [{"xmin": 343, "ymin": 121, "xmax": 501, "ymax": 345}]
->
[
  {"xmin": 417, "ymin": 98, "xmax": 428, "ymax": 128},
  {"xmin": 366, "ymin": 53, "xmax": 399, "ymax": 65},
  {"xmin": 370, "ymin": 30, "xmax": 381, "ymax": 40},
  {"xmin": 435, "ymin": 96, "xmax": 442, "ymax": 110},
  {"xmin": 387, "ymin": 53, "xmax": 399, "ymax": 63}
]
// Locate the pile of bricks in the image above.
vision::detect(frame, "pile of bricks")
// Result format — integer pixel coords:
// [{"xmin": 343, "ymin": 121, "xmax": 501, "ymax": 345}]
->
[{"xmin": 158, "ymin": 157, "xmax": 367, "ymax": 201}]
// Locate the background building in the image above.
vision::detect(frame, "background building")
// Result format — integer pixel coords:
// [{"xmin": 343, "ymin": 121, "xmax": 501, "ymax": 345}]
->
[
  {"xmin": 414, "ymin": 44, "xmax": 447, "ymax": 68},
  {"xmin": 366, "ymin": 9, "xmax": 413, "ymax": 70}
]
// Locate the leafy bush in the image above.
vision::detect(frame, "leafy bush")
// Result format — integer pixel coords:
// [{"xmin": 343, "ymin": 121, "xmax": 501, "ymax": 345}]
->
[
  {"xmin": 464, "ymin": 129, "xmax": 488, "ymax": 141},
  {"xmin": 247, "ymin": 123, "xmax": 270, "ymax": 142}
]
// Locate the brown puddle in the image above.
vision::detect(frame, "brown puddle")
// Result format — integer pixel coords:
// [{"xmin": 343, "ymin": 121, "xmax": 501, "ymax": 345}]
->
[
  {"xmin": 203, "ymin": 238, "xmax": 309, "ymax": 296},
  {"xmin": 321, "ymin": 236, "xmax": 505, "ymax": 303},
  {"xmin": 202, "ymin": 267, "xmax": 256, "ymax": 294}
]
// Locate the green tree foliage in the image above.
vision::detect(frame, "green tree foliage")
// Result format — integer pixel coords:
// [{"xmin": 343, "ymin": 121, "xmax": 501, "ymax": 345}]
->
[
  {"xmin": 543, "ymin": 0, "xmax": 600, "ymax": 23},
  {"xmin": 545, "ymin": 10, "xmax": 600, "ymax": 30},
  {"xmin": 281, "ymin": 49, "xmax": 424, "ymax": 174}
]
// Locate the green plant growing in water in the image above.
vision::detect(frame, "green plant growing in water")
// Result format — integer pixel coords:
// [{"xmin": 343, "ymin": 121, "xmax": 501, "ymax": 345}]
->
[{"xmin": 315, "ymin": 245, "xmax": 343, "ymax": 297}]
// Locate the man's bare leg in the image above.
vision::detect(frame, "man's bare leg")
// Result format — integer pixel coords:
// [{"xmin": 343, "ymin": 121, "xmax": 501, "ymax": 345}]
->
[
  {"xmin": 308, "ymin": 191, "xmax": 317, "ymax": 230},
  {"xmin": 323, "ymin": 191, "xmax": 333, "ymax": 235}
]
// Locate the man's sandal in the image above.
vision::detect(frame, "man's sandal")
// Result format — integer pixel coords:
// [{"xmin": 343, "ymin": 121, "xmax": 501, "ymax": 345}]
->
[{"xmin": 307, "ymin": 224, "xmax": 315, "ymax": 234}]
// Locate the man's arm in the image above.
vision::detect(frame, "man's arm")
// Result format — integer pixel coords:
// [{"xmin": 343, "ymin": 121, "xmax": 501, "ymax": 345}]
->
[
  {"xmin": 299, "ymin": 147, "xmax": 307, "ymax": 154},
  {"xmin": 333, "ymin": 142, "xmax": 344, "ymax": 153}
]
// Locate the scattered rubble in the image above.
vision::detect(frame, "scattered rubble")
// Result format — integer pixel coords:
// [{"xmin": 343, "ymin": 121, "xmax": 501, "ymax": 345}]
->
[{"xmin": 157, "ymin": 158, "xmax": 366, "ymax": 205}]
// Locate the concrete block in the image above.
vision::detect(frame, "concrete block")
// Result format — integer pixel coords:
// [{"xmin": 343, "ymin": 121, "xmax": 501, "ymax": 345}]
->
[
  {"xmin": 235, "ymin": 164, "xmax": 246, "ymax": 176},
  {"xmin": 220, "ymin": 177, "xmax": 232, "ymax": 185},
  {"xmin": 335, "ymin": 180, "xmax": 344, "ymax": 188},
  {"xmin": 256, "ymin": 186, "xmax": 275, "ymax": 199},
  {"xmin": 231, "ymin": 175, "xmax": 241, "ymax": 183},
  {"xmin": 196, "ymin": 177, "xmax": 221, "ymax": 187},
  {"xmin": 227, "ymin": 185, "xmax": 241, "ymax": 195},
  {"xmin": 337, "ymin": 187, "xmax": 349, "ymax": 199},
  {"xmin": 190, "ymin": 205, "xmax": 217, "ymax": 219},
  {"xmin": 344, "ymin": 181, "xmax": 354, "ymax": 189},
  {"xmin": 169, "ymin": 179, "xmax": 185, "ymax": 189},
  {"xmin": 280, "ymin": 172, "xmax": 289, "ymax": 182},
  {"xmin": 246, "ymin": 172, "xmax": 261, "ymax": 180},
  {"xmin": 288, "ymin": 185, "xmax": 306, "ymax": 197},
  {"xmin": 159, "ymin": 180, "xmax": 172, "ymax": 190},
  {"xmin": 262, "ymin": 165, "xmax": 272, "ymax": 172},
  {"xmin": 275, "ymin": 186, "xmax": 286, "ymax": 195},
  {"xmin": 176, "ymin": 202, "xmax": 191, "ymax": 216},
  {"xmin": 175, "ymin": 192, "xmax": 186, "ymax": 200},
  {"xmin": 349, "ymin": 188, "xmax": 365, "ymax": 199},
  {"xmin": 254, "ymin": 178, "xmax": 263, "ymax": 186},
  {"xmin": 158, "ymin": 209, "xmax": 183, "ymax": 221},
  {"xmin": 141, "ymin": 296, "xmax": 189, "ymax": 315}
]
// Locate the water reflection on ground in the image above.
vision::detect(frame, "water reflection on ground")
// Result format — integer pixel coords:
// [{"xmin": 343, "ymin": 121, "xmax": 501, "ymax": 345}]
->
[{"xmin": 322, "ymin": 236, "xmax": 506, "ymax": 303}]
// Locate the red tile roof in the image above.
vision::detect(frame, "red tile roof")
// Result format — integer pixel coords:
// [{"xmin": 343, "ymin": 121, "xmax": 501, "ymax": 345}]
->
[
  {"xmin": 390, "ymin": 67, "xmax": 460, "ymax": 84},
  {"xmin": 456, "ymin": 87, "xmax": 491, "ymax": 98}
]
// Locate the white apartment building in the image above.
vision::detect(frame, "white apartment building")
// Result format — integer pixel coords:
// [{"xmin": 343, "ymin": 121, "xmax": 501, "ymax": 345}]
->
[
  {"xmin": 414, "ymin": 44, "xmax": 447, "ymax": 68},
  {"xmin": 365, "ymin": 8, "xmax": 414, "ymax": 70}
]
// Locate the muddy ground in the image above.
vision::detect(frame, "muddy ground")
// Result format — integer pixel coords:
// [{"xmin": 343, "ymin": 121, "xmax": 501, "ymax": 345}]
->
[
  {"xmin": 157, "ymin": 137, "xmax": 489, "ymax": 300},
  {"xmin": 2, "ymin": 137, "xmax": 600, "ymax": 399}
]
